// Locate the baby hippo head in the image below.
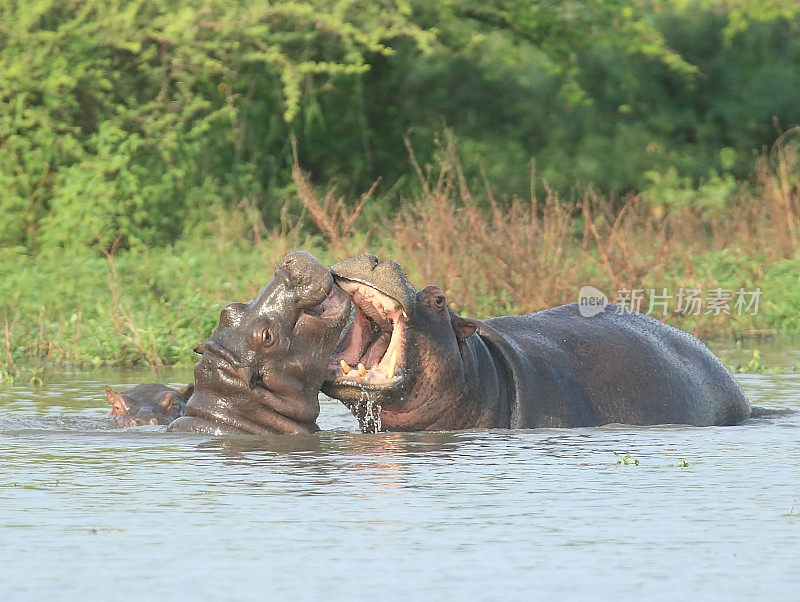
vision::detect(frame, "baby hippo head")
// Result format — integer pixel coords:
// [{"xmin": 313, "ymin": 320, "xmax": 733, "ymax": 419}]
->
[{"xmin": 106, "ymin": 383, "xmax": 192, "ymax": 427}]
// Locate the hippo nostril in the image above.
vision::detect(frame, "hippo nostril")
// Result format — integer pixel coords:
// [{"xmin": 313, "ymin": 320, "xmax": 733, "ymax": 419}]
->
[{"xmin": 365, "ymin": 253, "xmax": 379, "ymax": 268}]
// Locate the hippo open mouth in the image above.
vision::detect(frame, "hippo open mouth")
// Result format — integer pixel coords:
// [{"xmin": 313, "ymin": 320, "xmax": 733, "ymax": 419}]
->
[{"xmin": 328, "ymin": 279, "xmax": 407, "ymax": 388}]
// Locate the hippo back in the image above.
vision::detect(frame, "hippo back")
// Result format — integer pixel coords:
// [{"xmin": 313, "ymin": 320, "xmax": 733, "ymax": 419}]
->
[{"xmin": 479, "ymin": 303, "xmax": 750, "ymax": 427}]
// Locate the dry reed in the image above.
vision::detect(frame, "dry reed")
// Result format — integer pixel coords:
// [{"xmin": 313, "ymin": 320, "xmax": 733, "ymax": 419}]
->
[{"xmin": 295, "ymin": 134, "xmax": 800, "ymax": 337}]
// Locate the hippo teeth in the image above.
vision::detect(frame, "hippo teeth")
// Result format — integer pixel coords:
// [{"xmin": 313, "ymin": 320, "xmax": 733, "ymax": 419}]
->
[
  {"xmin": 331, "ymin": 280, "xmax": 406, "ymax": 386},
  {"xmin": 386, "ymin": 349, "xmax": 397, "ymax": 380}
]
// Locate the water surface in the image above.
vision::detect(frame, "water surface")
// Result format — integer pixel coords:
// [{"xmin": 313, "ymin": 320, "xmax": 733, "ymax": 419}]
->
[{"xmin": 1, "ymin": 360, "xmax": 799, "ymax": 600}]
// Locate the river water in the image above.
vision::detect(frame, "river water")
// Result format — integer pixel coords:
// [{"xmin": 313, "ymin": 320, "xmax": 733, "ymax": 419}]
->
[{"xmin": 1, "ymin": 345, "xmax": 799, "ymax": 600}]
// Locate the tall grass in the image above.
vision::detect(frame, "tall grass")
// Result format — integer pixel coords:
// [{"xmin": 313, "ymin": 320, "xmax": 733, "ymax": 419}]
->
[
  {"xmin": 2, "ymin": 135, "xmax": 799, "ymax": 375},
  {"xmin": 296, "ymin": 133, "xmax": 800, "ymax": 336}
]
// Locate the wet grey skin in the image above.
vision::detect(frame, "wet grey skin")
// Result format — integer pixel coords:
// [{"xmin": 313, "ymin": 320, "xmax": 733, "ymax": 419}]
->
[
  {"xmin": 106, "ymin": 383, "xmax": 192, "ymax": 427},
  {"xmin": 168, "ymin": 250, "xmax": 351, "ymax": 435},
  {"xmin": 323, "ymin": 253, "xmax": 751, "ymax": 433}
]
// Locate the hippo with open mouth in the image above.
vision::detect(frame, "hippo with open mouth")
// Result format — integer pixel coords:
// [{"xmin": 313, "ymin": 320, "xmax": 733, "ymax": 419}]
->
[
  {"xmin": 168, "ymin": 250, "xmax": 351, "ymax": 435},
  {"xmin": 323, "ymin": 253, "xmax": 751, "ymax": 432}
]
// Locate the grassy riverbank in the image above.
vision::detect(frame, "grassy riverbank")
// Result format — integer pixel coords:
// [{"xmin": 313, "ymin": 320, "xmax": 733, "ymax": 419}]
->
[
  {"xmin": 4, "ymin": 2, "xmax": 800, "ymax": 381},
  {"xmin": 2, "ymin": 143, "xmax": 800, "ymax": 379}
]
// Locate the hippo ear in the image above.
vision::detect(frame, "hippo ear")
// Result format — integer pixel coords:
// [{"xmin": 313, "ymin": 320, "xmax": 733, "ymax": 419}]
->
[
  {"xmin": 105, "ymin": 386, "xmax": 129, "ymax": 416},
  {"xmin": 160, "ymin": 391, "xmax": 177, "ymax": 411},
  {"xmin": 452, "ymin": 316, "xmax": 478, "ymax": 340},
  {"xmin": 175, "ymin": 384, "xmax": 194, "ymax": 399}
]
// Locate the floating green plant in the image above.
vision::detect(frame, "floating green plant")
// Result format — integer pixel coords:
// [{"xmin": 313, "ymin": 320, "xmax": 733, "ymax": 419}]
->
[{"xmin": 613, "ymin": 452, "xmax": 640, "ymax": 466}]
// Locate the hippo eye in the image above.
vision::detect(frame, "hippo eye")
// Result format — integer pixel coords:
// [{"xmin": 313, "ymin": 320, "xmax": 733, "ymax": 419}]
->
[
  {"xmin": 432, "ymin": 294, "xmax": 445, "ymax": 309},
  {"xmin": 252, "ymin": 326, "xmax": 275, "ymax": 348}
]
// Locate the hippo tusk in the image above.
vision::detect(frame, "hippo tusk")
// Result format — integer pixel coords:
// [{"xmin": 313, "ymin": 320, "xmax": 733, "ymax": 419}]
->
[
  {"xmin": 357, "ymin": 363, "xmax": 367, "ymax": 377},
  {"xmin": 340, "ymin": 360, "xmax": 351, "ymax": 375},
  {"xmin": 386, "ymin": 349, "xmax": 397, "ymax": 380}
]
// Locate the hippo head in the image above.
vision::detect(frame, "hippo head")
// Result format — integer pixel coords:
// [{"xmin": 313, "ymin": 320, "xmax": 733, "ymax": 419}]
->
[
  {"xmin": 171, "ymin": 251, "xmax": 351, "ymax": 435},
  {"xmin": 106, "ymin": 383, "xmax": 192, "ymax": 427},
  {"xmin": 322, "ymin": 254, "xmax": 477, "ymax": 431}
]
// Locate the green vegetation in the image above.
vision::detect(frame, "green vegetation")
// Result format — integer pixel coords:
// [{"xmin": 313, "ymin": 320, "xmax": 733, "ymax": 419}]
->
[
  {"xmin": 2, "ymin": 138, "xmax": 798, "ymax": 377},
  {"xmin": 613, "ymin": 452, "xmax": 640, "ymax": 466},
  {"xmin": 3, "ymin": 0, "xmax": 800, "ymax": 251},
  {"xmin": 1, "ymin": 1, "xmax": 800, "ymax": 375}
]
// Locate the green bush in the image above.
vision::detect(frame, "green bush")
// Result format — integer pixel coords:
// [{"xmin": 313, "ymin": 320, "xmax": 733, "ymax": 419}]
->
[
  {"xmin": 0, "ymin": 0, "xmax": 431, "ymax": 251},
  {"xmin": 1, "ymin": 0, "xmax": 799, "ymax": 253}
]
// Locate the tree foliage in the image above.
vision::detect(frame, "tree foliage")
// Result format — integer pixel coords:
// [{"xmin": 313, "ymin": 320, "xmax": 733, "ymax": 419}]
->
[
  {"xmin": 0, "ymin": 0, "xmax": 798, "ymax": 252},
  {"xmin": 0, "ymin": 0, "xmax": 431, "ymax": 249}
]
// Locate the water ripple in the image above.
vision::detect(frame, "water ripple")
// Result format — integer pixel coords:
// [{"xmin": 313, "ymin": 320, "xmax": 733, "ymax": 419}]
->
[{"xmin": 0, "ymin": 369, "xmax": 798, "ymax": 600}]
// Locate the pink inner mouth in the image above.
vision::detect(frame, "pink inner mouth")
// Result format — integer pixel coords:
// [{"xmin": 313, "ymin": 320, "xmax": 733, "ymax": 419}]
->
[{"xmin": 329, "ymin": 280, "xmax": 407, "ymax": 386}]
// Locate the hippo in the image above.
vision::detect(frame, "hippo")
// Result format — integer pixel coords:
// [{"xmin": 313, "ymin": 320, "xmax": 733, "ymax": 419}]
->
[
  {"xmin": 106, "ymin": 383, "xmax": 192, "ymax": 427},
  {"xmin": 168, "ymin": 250, "xmax": 351, "ymax": 435},
  {"xmin": 322, "ymin": 253, "xmax": 751, "ymax": 432}
]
